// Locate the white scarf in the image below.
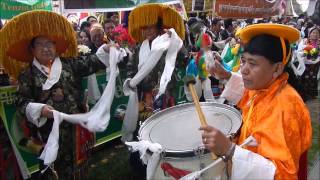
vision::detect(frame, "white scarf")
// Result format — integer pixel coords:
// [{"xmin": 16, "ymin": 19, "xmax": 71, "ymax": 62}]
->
[
  {"xmin": 121, "ymin": 28, "xmax": 183, "ymax": 142},
  {"xmin": 125, "ymin": 136, "xmax": 260, "ymax": 180},
  {"xmin": 33, "ymin": 57, "xmax": 62, "ymax": 90},
  {"xmin": 180, "ymin": 136, "xmax": 258, "ymax": 180},
  {"xmin": 125, "ymin": 140, "xmax": 163, "ymax": 180},
  {"xmin": 138, "ymin": 40, "xmax": 151, "ymax": 70},
  {"xmin": 39, "ymin": 47, "xmax": 126, "ymax": 166}
]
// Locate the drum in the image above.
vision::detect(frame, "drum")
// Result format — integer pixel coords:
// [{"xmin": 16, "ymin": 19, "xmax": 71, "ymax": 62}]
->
[{"xmin": 138, "ymin": 102, "xmax": 242, "ymax": 179}]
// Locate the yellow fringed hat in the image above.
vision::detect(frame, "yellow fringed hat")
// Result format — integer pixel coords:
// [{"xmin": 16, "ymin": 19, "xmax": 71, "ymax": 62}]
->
[
  {"xmin": 0, "ymin": 10, "xmax": 77, "ymax": 79},
  {"xmin": 128, "ymin": 3, "xmax": 185, "ymax": 43}
]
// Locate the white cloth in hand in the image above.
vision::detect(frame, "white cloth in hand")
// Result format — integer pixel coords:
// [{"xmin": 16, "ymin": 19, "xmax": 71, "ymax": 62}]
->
[
  {"xmin": 121, "ymin": 29, "xmax": 183, "ymax": 142},
  {"xmin": 39, "ymin": 46, "xmax": 125, "ymax": 167},
  {"xmin": 125, "ymin": 140, "xmax": 162, "ymax": 180},
  {"xmin": 26, "ymin": 103, "xmax": 48, "ymax": 127}
]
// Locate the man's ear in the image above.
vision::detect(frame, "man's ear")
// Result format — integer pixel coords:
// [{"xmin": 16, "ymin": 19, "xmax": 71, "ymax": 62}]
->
[{"xmin": 272, "ymin": 62, "xmax": 285, "ymax": 79}]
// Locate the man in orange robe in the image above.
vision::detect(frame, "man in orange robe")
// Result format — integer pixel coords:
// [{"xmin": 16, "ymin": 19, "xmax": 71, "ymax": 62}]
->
[{"xmin": 201, "ymin": 24, "xmax": 312, "ymax": 179}]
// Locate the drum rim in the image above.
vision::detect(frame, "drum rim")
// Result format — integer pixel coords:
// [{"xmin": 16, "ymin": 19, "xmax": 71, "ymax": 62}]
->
[{"xmin": 138, "ymin": 102, "xmax": 242, "ymax": 157}]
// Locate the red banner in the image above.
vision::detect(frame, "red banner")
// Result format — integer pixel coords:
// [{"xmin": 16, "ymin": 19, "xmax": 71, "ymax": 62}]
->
[{"xmin": 214, "ymin": 0, "xmax": 279, "ymax": 18}]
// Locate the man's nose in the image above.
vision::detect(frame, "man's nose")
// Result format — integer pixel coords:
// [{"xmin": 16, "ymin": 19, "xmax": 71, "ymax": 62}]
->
[{"xmin": 240, "ymin": 63, "xmax": 249, "ymax": 75}]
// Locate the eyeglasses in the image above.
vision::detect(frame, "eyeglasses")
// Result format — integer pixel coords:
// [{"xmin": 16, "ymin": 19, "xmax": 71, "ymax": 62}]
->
[{"xmin": 33, "ymin": 41, "xmax": 56, "ymax": 49}]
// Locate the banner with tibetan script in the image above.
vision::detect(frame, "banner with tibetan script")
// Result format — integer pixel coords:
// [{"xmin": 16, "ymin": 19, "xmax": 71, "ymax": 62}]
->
[
  {"xmin": 214, "ymin": 0, "xmax": 279, "ymax": 18},
  {"xmin": 62, "ymin": 0, "xmax": 180, "ymax": 13}
]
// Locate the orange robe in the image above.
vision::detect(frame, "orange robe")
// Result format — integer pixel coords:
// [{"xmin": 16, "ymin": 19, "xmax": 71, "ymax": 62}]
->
[{"xmin": 237, "ymin": 73, "xmax": 312, "ymax": 180}]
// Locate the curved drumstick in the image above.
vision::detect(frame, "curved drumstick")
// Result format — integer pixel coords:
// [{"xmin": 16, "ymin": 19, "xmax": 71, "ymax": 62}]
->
[{"xmin": 184, "ymin": 75, "xmax": 218, "ymax": 160}]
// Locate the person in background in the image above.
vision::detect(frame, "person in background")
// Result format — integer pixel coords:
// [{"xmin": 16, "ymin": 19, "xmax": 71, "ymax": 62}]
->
[
  {"xmin": 80, "ymin": 21, "xmax": 91, "ymax": 33},
  {"xmin": 210, "ymin": 18, "xmax": 232, "ymax": 52},
  {"xmin": 111, "ymin": 14, "xmax": 120, "ymax": 26},
  {"xmin": 245, "ymin": 18, "xmax": 253, "ymax": 26},
  {"xmin": 108, "ymin": 12, "xmax": 119, "ymax": 26},
  {"xmin": 211, "ymin": 18, "xmax": 222, "ymax": 43},
  {"xmin": 297, "ymin": 19, "xmax": 306, "ymax": 38},
  {"xmin": 76, "ymin": 31, "xmax": 82, "ymax": 45},
  {"xmin": 220, "ymin": 18, "xmax": 234, "ymax": 40},
  {"xmin": 297, "ymin": 27, "xmax": 320, "ymax": 100},
  {"xmin": 67, "ymin": 14, "xmax": 80, "ymax": 31},
  {"xmin": 186, "ymin": 17, "xmax": 200, "ymax": 51},
  {"xmin": 303, "ymin": 20, "xmax": 315, "ymax": 39},
  {"xmin": 79, "ymin": 30, "xmax": 92, "ymax": 47},
  {"xmin": 89, "ymin": 23, "xmax": 107, "ymax": 53},
  {"xmin": 103, "ymin": 18, "xmax": 116, "ymax": 40},
  {"xmin": 87, "ymin": 15, "xmax": 98, "ymax": 25}
]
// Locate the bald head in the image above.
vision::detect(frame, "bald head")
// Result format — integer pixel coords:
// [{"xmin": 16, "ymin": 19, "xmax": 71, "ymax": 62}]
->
[{"xmin": 90, "ymin": 23, "xmax": 105, "ymax": 47}]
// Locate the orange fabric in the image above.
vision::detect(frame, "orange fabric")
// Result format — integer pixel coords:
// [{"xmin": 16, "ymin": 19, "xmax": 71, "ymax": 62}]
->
[{"xmin": 237, "ymin": 73, "xmax": 312, "ymax": 180}]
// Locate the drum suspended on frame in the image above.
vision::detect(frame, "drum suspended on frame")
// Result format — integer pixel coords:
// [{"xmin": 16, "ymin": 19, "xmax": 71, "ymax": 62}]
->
[{"xmin": 138, "ymin": 102, "xmax": 242, "ymax": 179}]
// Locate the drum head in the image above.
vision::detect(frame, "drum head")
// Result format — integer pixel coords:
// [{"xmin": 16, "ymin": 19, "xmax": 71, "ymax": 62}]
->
[{"xmin": 139, "ymin": 102, "xmax": 241, "ymax": 156}]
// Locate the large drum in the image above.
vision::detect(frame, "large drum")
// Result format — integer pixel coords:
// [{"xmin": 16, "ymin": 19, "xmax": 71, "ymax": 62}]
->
[{"xmin": 138, "ymin": 102, "xmax": 242, "ymax": 179}]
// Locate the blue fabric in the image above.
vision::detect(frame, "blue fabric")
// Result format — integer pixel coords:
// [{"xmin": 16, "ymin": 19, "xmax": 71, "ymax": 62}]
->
[{"xmin": 186, "ymin": 58, "xmax": 198, "ymax": 76}]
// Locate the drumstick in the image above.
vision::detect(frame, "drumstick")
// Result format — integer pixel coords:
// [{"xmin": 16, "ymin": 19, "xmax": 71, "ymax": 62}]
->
[{"xmin": 184, "ymin": 75, "xmax": 218, "ymax": 160}]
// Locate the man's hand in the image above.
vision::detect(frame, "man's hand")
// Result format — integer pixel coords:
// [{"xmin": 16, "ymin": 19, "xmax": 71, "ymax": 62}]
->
[
  {"xmin": 164, "ymin": 29, "xmax": 172, "ymax": 38},
  {"xmin": 225, "ymin": 37, "xmax": 233, "ymax": 43},
  {"xmin": 41, "ymin": 105, "xmax": 54, "ymax": 119},
  {"xmin": 102, "ymin": 43, "xmax": 120, "ymax": 53},
  {"xmin": 208, "ymin": 53, "xmax": 231, "ymax": 80},
  {"xmin": 200, "ymin": 125, "xmax": 232, "ymax": 156}
]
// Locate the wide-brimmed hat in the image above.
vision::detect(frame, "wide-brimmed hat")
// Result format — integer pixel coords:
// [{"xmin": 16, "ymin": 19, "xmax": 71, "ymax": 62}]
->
[
  {"xmin": 0, "ymin": 10, "xmax": 77, "ymax": 79},
  {"xmin": 128, "ymin": 3, "xmax": 185, "ymax": 43},
  {"xmin": 240, "ymin": 23, "xmax": 300, "ymax": 44},
  {"xmin": 240, "ymin": 23, "xmax": 300, "ymax": 64}
]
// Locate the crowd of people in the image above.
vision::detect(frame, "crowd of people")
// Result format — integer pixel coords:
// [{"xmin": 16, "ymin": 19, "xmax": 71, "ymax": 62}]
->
[
  {"xmin": 68, "ymin": 12, "xmax": 320, "ymax": 103},
  {"xmin": 0, "ymin": 3, "xmax": 319, "ymax": 180}
]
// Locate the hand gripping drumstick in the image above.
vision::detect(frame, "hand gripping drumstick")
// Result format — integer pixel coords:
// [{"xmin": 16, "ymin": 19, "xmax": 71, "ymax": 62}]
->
[{"xmin": 184, "ymin": 75, "xmax": 218, "ymax": 160}]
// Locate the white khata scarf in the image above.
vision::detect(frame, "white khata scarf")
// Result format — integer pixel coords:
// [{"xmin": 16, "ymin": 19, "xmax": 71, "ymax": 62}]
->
[
  {"xmin": 33, "ymin": 57, "xmax": 62, "ymax": 91},
  {"xmin": 121, "ymin": 28, "xmax": 183, "ymax": 142},
  {"xmin": 39, "ymin": 46, "xmax": 126, "ymax": 167}
]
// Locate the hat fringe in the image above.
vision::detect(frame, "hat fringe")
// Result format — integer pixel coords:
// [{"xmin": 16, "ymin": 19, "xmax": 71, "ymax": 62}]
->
[
  {"xmin": 128, "ymin": 3, "xmax": 185, "ymax": 43},
  {"xmin": 129, "ymin": 4, "xmax": 162, "ymax": 42},
  {"xmin": 0, "ymin": 10, "xmax": 78, "ymax": 79},
  {"xmin": 162, "ymin": 6, "xmax": 185, "ymax": 41}
]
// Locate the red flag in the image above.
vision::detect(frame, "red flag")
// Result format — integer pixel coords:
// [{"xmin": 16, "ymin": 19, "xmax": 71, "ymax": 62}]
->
[{"xmin": 79, "ymin": 13, "xmax": 89, "ymax": 20}]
